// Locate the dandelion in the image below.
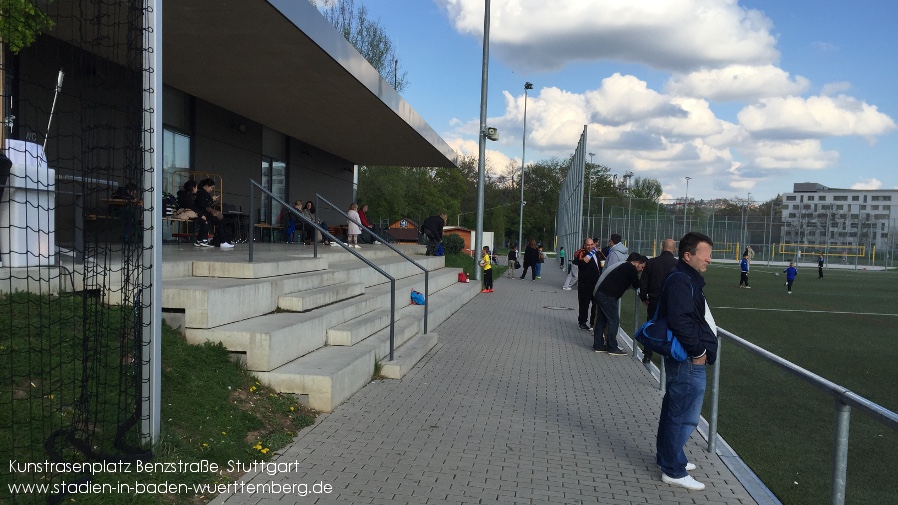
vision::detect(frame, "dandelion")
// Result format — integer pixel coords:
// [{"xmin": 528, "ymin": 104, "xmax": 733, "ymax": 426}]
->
[
  {"xmin": 261, "ymin": 448, "xmax": 270, "ymax": 454},
  {"xmin": 289, "ymin": 406, "xmax": 295, "ymax": 412},
  {"xmin": 252, "ymin": 442, "xmax": 262, "ymax": 450},
  {"xmin": 202, "ymin": 443, "xmax": 208, "ymax": 447},
  {"xmin": 221, "ymin": 431, "xmax": 227, "ymax": 436}
]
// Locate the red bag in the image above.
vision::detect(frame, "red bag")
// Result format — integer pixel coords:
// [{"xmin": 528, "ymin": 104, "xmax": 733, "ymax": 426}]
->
[{"xmin": 458, "ymin": 272, "xmax": 469, "ymax": 283}]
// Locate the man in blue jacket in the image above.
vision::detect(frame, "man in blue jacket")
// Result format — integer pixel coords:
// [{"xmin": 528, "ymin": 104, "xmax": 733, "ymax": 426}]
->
[{"xmin": 656, "ymin": 232, "xmax": 717, "ymax": 491}]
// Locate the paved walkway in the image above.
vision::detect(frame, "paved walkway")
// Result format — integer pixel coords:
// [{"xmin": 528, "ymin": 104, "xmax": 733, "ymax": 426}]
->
[{"xmin": 212, "ymin": 260, "xmax": 758, "ymax": 505}]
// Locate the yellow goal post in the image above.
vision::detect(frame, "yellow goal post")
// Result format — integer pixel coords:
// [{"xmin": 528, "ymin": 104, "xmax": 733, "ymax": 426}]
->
[{"xmin": 777, "ymin": 243, "xmax": 866, "ymax": 257}]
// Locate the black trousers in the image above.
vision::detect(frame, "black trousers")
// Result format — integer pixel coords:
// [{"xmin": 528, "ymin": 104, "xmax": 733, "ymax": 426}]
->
[
  {"xmin": 483, "ymin": 269, "xmax": 493, "ymax": 289},
  {"xmin": 740, "ymin": 272, "xmax": 749, "ymax": 286},
  {"xmin": 577, "ymin": 281, "xmax": 596, "ymax": 324}
]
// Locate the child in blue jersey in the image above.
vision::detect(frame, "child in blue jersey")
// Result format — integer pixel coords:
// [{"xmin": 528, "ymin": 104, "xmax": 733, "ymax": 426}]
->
[
  {"xmin": 739, "ymin": 253, "xmax": 750, "ymax": 288},
  {"xmin": 783, "ymin": 262, "xmax": 798, "ymax": 294}
]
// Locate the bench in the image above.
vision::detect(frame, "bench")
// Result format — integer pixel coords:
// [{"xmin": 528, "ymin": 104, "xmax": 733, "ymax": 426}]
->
[{"xmin": 163, "ymin": 216, "xmax": 195, "ymax": 243}]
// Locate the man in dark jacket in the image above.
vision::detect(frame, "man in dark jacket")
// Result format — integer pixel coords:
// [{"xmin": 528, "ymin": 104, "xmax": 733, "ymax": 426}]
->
[
  {"xmin": 593, "ymin": 252, "xmax": 647, "ymax": 354},
  {"xmin": 656, "ymin": 232, "xmax": 716, "ymax": 491},
  {"xmin": 572, "ymin": 238, "xmax": 600, "ymax": 331},
  {"xmin": 638, "ymin": 239, "xmax": 678, "ymax": 363},
  {"xmin": 421, "ymin": 213, "xmax": 446, "ymax": 255}
]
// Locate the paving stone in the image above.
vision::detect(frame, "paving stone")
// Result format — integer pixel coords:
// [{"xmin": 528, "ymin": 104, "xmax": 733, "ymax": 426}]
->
[{"xmin": 211, "ymin": 264, "xmax": 760, "ymax": 505}]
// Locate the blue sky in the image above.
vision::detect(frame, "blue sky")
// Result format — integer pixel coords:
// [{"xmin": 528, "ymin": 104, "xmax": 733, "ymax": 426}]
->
[{"xmin": 350, "ymin": 0, "xmax": 898, "ymax": 203}]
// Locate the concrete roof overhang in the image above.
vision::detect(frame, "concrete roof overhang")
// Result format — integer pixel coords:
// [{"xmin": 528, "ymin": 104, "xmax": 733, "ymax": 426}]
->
[{"xmin": 161, "ymin": 0, "xmax": 457, "ymax": 168}]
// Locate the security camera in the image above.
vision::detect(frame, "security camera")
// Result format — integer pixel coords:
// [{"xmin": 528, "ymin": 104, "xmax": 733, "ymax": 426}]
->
[{"xmin": 485, "ymin": 127, "xmax": 499, "ymax": 141}]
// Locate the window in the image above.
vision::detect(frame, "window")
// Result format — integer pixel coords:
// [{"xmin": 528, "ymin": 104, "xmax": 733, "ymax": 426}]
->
[
  {"xmin": 786, "ymin": 195, "xmax": 796, "ymax": 201},
  {"xmin": 818, "ymin": 196, "xmax": 826, "ymax": 201},
  {"xmin": 261, "ymin": 157, "xmax": 287, "ymax": 225},
  {"xmin": 788, "ymin": 213, "xmax": 797, "ymax": 218},
  {"xmin": 163, "ymin": 128, "xmax": 192, "ymax": 193},
  {"xmin": 808, "ymin": 196, "xmax": 815, "ymax": 201},
  {"xmin": 852, "ymin": 196, "xmax": 860, "ymax": 201},
  {"xmin": 833, "ymin": 195, "xmax": 848, "ymax": 201}
]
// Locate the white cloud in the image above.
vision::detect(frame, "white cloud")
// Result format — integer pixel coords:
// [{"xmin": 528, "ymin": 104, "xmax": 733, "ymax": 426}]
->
[
  {"xmin": 820, "ymin": 82, "xmax": 852, "ymax": 96},
  {"xmin": 738, "ymin": 95, "xmax": 897, "ymax": 139},
  {"xmin": 851, "ymin": 178, "xmax": 883, "ymax": 190},
  {"xmin": 438, "ymin": 0, "xmax": 779, "ymax": 72},
  {"xmin": 445, "ymin": 137, "xmax": 516, "ymax": 175},
  {"xmin": 666, "ymin": 65, "xmax": 809, "ymax": 102}
]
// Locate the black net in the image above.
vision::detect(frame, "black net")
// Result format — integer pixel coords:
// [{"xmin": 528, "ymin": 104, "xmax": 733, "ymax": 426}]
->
[{"xmin": 1, "ymin": 1, "xmax": 155, "ymax": 503}]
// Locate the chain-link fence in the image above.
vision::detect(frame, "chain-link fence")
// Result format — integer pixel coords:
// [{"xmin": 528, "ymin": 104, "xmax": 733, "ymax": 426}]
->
[{"xmin": 580, "ymin": 196, "xmax": 897, "ymax": 268}]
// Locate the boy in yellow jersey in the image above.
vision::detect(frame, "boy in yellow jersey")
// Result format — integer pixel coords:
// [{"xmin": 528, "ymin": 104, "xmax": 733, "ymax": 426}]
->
[{"xmin": 480, "ymin": 246, "xmax": 493, "ymax": 293}]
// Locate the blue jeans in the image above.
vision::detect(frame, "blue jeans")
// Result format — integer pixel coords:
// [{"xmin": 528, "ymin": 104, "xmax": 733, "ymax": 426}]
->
[
  {"xmin": 656, "ymin": 357, "xmax": 706, "ymax": 478},
  {"xmin": 535, "ymin": 263, "xmax": 542, "ymax": 277},
  {"xmin": 593, "ymin": 292, "xmax": 620, "ymax": 350}
]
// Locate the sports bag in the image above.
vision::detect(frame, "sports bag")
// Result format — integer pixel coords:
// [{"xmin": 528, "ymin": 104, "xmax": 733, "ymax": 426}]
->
[{"xmin": 634, "ymin": 272, "xmax": 690, "ymax": 362}]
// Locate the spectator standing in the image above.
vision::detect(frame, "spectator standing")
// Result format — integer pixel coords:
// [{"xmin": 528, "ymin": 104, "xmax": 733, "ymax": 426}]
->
[
  {"xmin": 520, "ymin": 239, "xmax": 540, "ymax": 280},
  {"xmin": 739, "ymin": 253, "xmax": 751, "ymax": 288},
  {"xmin": 572, "ymin": 238, "xmax": 601, "ymax": 330},
  {"xmin": 656, "ymin": 232, "xmax": 717, "ymax": 491},
  {"xmin": 593, "ymin": 252, "xmax": 647, "ymax": 355},
  {"xmin": 358, "ymin": 204, "xmax": 375, "ymax": 244},
  {"xmin": 604, "ymin": 234, "xmax": 628, "ymax": 269},
  {"xmin": 559, "ymin": 246, "xmax": 565, "ymax": 269},
  {"xmin": 421, "ymin": 213, "xmax": 446, "ymax": 255},
  {"xmin": 818, "ymin": 254, "xmax": 824, "ymax": 279},
  {"xmin": 535, "ymin": 246, "xmax": 545, "ymax": 279},
  {"xmin": 638, "ymin": 239, "xmax": 678, "ymax": 363},
  {"xmin": 193, "ymin": 178, "xmax": 234, "ymax": 248},
  {"xmin": 784, "ymin": 262, "xmax": 798, "ymax": 294},
  {"xmin": 480, "ymin": 246, "xmax": 493, "ymax": 293},
  {"xmin": 562, "ymin": 261, "xmax": 578, "ymax": 290},
  {"xmin": 347, "ymin": 203, "xmax": 362, "ymax": 248},
  {"xmin": 507, "ymin": 245, "xmax": 519, "ymax": 278},
  {"xmin": 655, "ymin": 232, "xmax": 717, "ymax": 491}
]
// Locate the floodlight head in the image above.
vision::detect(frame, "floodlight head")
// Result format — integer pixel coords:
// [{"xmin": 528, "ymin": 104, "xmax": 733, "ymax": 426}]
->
[
  {"xmin": 524, "ymin": 82, "xmax": 533, "ymax": 90},
  {"xmin": 485, "ymin": 127, "xmax": 499, "ymax": 141}
]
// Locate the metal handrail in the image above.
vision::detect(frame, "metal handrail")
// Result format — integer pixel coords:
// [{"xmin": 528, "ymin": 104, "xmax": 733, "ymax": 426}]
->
[
  {"xmin": 315, "ymin": 193, "xmax": 430, "ymax": 333},
  {"xmin": 247, "ymin": 180, "xmax": 398, "ymax": 360},
  {"xmin": 710, "ymin": 328, "xmax": 898, "ymax": 505}
]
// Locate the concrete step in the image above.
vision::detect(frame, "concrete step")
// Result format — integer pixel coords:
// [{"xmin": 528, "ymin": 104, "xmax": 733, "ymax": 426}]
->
[
  {"xmin": 256, "ymin": 318, "xmax": 420, "ymax": 412},
  {"xmin": 164, "ymin": 256, "xmax": 443, "ymax": 328},
  {"xmin": 327, "ymin": 309, "xmax": 391, "ymax": 346},
  {"xmin": 278, "ymin": 282, "xmax": 366, "ymax": 312},
  {"xmin": 380, "ymin": 333, "xmax": 438, "ymax": 379},
  {"xmin": 192, "ymin": 257, "xmax": 328, "ymax": 279},
  {"xmin": 256, "ymin": 278, "xmax": 481, "ymax": 412},
  {"xmin": 185, "ymin": 268, "xmax": 463, "ymax": 371}
]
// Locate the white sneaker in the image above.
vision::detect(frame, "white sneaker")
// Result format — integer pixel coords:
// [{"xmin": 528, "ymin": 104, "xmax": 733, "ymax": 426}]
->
[
  {"xmin": 685, "ymin": 462, "xmax": 696, "ymax": 471},
  {"xmin": 661, "ymin": 473, "xmax": 705, "ymax": 491},
  {"xmin": 219, "ymin": 242, "xmax": 235, "ymax": 249},
  {"xmin": 354, "ymin": 244, "xmax": 361, "ymax": 249},
  {"xmin": 374, "ymin": 241, "xmax": 381, "ymax": 245},
  {"xmin": 562, "ymin": 286, "xmax": 572, "ymax": 290}
]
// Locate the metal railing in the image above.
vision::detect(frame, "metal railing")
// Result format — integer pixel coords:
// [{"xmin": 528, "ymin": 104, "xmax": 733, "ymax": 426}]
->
[
  {"xmin": 621, "ymin": 290, "xmax": 898, "ymax": 505},
  {"xmin": 247, "ymin": 180, "xmax": 398, "ymax": 360},
  {"xmin": 710, "ymin": 328, "xmax": 898, "ymax": 505},
  {"xmin": 315, "ymin": 193, "xmax": 430, "ymax": 333}
]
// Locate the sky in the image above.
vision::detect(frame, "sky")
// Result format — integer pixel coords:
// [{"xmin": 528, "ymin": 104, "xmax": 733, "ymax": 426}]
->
[{"xmin": 354, "ymin": 0, "xmax": 898, "ymax": 204}]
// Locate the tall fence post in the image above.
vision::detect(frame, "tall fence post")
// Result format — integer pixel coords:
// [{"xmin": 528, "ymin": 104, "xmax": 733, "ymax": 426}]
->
[
  {"xmin": 709, "ymin": 336, "xmax": 721, "ymax": 454},
  {"xmin": 831, "ymin": 401, "xmax": 851, "ymax": 505}
]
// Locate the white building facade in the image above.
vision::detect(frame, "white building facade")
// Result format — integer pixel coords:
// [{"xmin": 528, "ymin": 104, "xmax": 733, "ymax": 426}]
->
[{"xmin": 781, "ymin": 183, "xmax": 897, "ymax": 255}]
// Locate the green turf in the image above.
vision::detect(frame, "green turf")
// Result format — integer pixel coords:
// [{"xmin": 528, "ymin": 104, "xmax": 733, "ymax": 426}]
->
[{"xmin": 621, "ymin": 262, "xmax": 898, "ymax": 505}]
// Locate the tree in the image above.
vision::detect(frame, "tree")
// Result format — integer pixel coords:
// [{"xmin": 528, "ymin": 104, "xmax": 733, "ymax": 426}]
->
[
  {"xmin": 1, "ymin": 0, "xmax": 54, "ymax": 162},
  {"xmin": 311, "ymin": 0, "xmax": 409, "ymax": 92},
  {"xmin": 629, "ymin": 177, "xmax": 662, "ymax": 202}
]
